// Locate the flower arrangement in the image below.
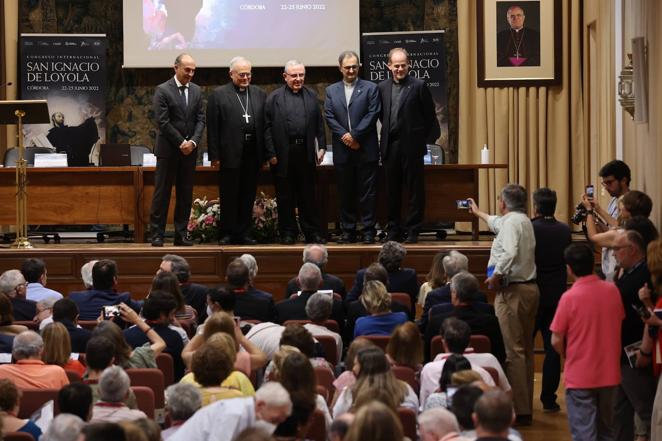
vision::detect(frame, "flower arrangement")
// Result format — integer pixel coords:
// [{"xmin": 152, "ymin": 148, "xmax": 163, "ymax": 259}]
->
[
  {"xmin": 252, "ymin": 192, "xmax": 278, "ymax": 243},
  {"xmin": 187, "ymin": 193, "xmax": 278, "ymax": 243},
  {"xmin": 187, "ymin": 197, "xmax": 220, "ymax": 243}
]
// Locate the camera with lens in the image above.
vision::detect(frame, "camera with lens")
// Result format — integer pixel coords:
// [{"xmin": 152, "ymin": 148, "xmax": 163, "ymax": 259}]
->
[{"xmin": 571, "ymin": 202, "xmax": 589, "ymax": 225}]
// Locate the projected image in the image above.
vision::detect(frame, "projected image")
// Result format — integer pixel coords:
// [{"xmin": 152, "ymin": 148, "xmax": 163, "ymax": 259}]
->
[{"xmin": 142, "ymin": 0, "xmax": 337, "ymax": 51}]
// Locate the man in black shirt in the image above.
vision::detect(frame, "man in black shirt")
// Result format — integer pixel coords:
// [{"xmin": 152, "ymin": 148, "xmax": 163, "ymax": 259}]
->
[
  {"xmin": 531, "ymin": 188, "xmax": 571, "ymax": 412},
  {"xmin": 52, "ymin": 298, "xmax": 91, "ymax": 354},
  {"xmin": 265, "ymin": 60, "xmax": 327, "ymax": 244},
  {"xmin": 612, "ymin": 230, "xmax": 655, "ymax": 441},
  {"xmin": 207, "ymin": 56, "xmax": 267, "ymax": 245},
  {"xmin": 0, "ymin": 269, "xmax": 36, "ymax": 321}
]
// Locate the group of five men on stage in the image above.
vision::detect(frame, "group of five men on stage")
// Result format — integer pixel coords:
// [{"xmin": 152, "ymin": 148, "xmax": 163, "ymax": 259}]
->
[{"xmin": 149, "ymin": 49, "xmax": 439, "ymax": 247}]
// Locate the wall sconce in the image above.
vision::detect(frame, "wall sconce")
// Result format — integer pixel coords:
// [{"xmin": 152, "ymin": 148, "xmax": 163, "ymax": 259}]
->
[{"xmin": 618, "ymin": 54, "xmax": 635, "ymax": 119}]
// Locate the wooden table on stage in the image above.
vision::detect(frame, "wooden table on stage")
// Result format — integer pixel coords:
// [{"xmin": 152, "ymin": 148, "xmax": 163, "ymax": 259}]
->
[{"xmin": 0, "ymin": 164, "xmax": 506, "ymax": 242}]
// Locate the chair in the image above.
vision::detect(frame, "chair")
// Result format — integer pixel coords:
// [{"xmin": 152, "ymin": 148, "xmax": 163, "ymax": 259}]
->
[
  {"xmin": 303, "ymin": 408, "xmax": 326, "ymax": 441},
  {"xmin": 18, "ymin": 388, "xmax": 59, "ymax": 419},
  {"xmin": 156, "ymin": 352, "xmax": 175, "ymax": 386},
  {"xmin": 392, "ymin": 365, "xmax": 419, "ymax": 395},
  {"xmin": 483, "ymin": 366, "xmax": 499, "ymax": 385},
  {"xmin": 177, "ymin": 318, "xmax": 197, "ymax": 339},
  {"xmin": 362, "ymin": 335, "xmax": 390, "ymax": 351},
  {"xmin": 4, "ymin": 432, "xmax": 35, "ymax": 441},
  {"xmin": 390, "ymin": 292, "xmax": 412, "ymax": 312},
  {"xmin": 313, "ymin": 366, "xmax": 335, "ymax": 402},
  {"xmin": 429, "ymin": 302, "xmax": 494, "ymax": 319},
  {"xmin": 65, "ymin": 369, "xmax": 83, "ymax": 383},
  {"xmin": 469, "ymin": 335, "xmax": 491, "ymax": 353},
  {"xmin": 78, "ymin": 320, "xmax": 99, "ymax": 331},
  {"xmin": 13, "ymin": 321, "xmax": 38, "ymax": 331},
  {"xmin": 131, "ymin": 386, "xmax": 156, "ymax": 419},
  {"xmin": 315, "ymin": 334, "xmax": 339, "ymax": 366},
  {"xmin": 3, "ymin": 146, "xmax": 53, "ymax": 167},
  {"xmin": 283, "ymin": 319, "xmax": 340, "ymax": 333},
  {"xmin": 397, "ymin": 407, "xmax": 417, "ymax": 441},
  {"xmin": 130, "ymin": 145, "xmax": 152, "ymax": 166},
  {"xmin": 126, "ymin": 368, "xmax": 165, "ymax": 410},
  {"xmin": 430, "ymin": 335, "xmax": 445, "ymax": 360}
]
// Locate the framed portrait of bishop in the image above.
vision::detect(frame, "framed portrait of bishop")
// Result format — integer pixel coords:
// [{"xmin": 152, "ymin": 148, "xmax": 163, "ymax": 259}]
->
[{"xmin": 477, "ymin": 0, "xmax": 561, "ymax": 87}]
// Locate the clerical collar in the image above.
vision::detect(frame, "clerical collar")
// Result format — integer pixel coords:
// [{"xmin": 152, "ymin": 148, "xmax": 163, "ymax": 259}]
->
[
  {"xmin": 233, "ymin": 84, "xmax": 247, "ymax": 93},
  {"xmin": 174, "ymin": 76, "xmax": 188, "ymax": 89},
  {"xmin": 392, "ymin": 75, "xmax": 409, "ymax": 85},
  {"xmin": 512, "ymin": 27, "xmax": 524, "ymax": 33}
]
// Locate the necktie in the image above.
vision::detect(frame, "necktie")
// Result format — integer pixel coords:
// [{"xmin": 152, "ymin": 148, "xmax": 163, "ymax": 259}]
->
[{"xmin": 179, "ymin": 85, "xmax": 187, "ymax": 107}]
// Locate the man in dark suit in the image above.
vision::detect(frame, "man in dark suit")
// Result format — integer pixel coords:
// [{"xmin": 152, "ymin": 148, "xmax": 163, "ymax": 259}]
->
[
  {"xmin": 276, "ymin": 263, "xmax": 344, "ymax": 333},
  {"xmin": 159, "ymin": 254, "xmax": 209, "ymax": 324},
  {"xmin": 324, "ymin": 50, "xmax": 381, "ymax": 244},
  {"xmin": 378, "ymin": 48, "xmax": 439, "ymax": 243},
  {"xmin": 207, "ymin": 56, "xmax": 267, "ymax": 245},
  {"xmin": 424, "ymin": 272, "xmax": 506, "ymax": 365},
  {"xmin": 150, "ymin": 53, "xmax": 205, "ymax": 247},
  {"xmin": 0, "ymin": 269, "xmax": 37, "ymax": 321},
  {"xmin": 226, "ymin": 258, "xmax": 277, "ymax": 323},
  {"xmin": 531, "ymin": 188, "xmax": 571, "ymax": 413},
  {"xmin": 285, "ymin": 244, "xmax": 346, "ymax": 298},
  {"xmin": 265, "ymin": 60, "xmax": 327, "ymax": 244},
  {"xmin": 52, "ymin": 298, "xmax": 91, "ymax": 354}
]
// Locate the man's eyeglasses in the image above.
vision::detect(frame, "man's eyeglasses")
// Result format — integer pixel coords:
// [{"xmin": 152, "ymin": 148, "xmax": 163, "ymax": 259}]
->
[
  {"xmin": 286, "ymin": 73, "xmax": 305, "ymax": 79},
  {"xmin": 342, "ymin": 65, "xmax": 359, "ymax": 71},
  {"xmin": 234, "ymin": 72, "xmax": 252, "ymax": 78}
]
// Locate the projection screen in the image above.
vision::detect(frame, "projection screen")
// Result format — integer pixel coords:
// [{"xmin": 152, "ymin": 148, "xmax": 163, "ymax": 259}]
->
[{"xmin": 123, "ymin": 0, "xmax": 361, "ymax": 68}]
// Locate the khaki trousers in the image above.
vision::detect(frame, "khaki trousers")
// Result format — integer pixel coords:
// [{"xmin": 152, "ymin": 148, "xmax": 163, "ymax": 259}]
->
[{"xmin": 494, "ymin": 282, "xmax": 540, "ymax": 416}]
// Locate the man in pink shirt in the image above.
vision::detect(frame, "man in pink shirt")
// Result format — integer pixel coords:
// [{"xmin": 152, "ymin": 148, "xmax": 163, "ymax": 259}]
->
[
  {"xmin": 0, "ymin": 330, "xmax": 69, "ymax": 389},
  {"xmin": 551, "ymin": 243, "xmax": 624, "ymax": 441}
]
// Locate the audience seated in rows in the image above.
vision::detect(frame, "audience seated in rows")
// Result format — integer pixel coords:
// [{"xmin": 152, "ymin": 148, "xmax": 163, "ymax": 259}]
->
[
  {"xmin": 69, "ymin": 260, "xmax": 142, "ymax": 321},
  {"xmin": 286, "ymin": 244, "xmax": 346, "ymax": 298},
  {"xmin": 331, "ymin": 337, "xmax": 375, "ymax": 407},
  {"xmin": 346, "ymin": 241, "xmax": 419, "ymax": 307},
  {"xmin": 386, "ymin": 321, "xmax": 424, "ymax": 373},
  {"xmin": 83, "ymin": 336, "xmax": 138, "ymax": 408},
  {"xmin": 0, "ymin": 378, "xmax": 43, "ymax": 439},
  {"xmin": 43, "ymin": 298, "xmax": 92, "ymax": 353},
  {"xmin": 158, "ymin": 254, "xmax": 209, "ymax": 324},
  {"xmin": 354, "ymin": 281, "xmax": 407, "ymax": 338},
  {"xmin": 303, "ymin": 291, "xmax": 344, "ymax": 357},
  {"xmin": 226, "ymin": 258, "xmax": 277, "ymax": 323},
  {"xmin": 0, "ymin": 269, "xmax": 37, "ymax": 321},
  {"xmin": 0, "ymin": 330, "xmax": 69, "ymax": 389},
  {"xmin": 277, "ymin": 263, "xmax": 345, "ymax": 332},
  {"xmin": 264, "ymin": 324, "xmax": 333, "ymax": 378},
  {"xmin": 425, "ymin": 272, "xmax": 506, "ymax": 364},
  {"xmin": 151, "ymin": 271, "xmax": 197, "ymax": 323},
  {"xmin": 91, "ymin": 366, "xmax": 148, "ymax": 423},
  {"xmin": 22, "ymin": 257, "xmax": 63, "ymax": 302},
  {"xmin": 162, "ymin": 383, "xmax": 202, "ymax": 439},
  {"xmin": 42, "ymin": 321, "xmax": 86, "ymax": 376},
  {"xmin": 123, "ymin": 290, "xmax": 185, "ymax": 380}
]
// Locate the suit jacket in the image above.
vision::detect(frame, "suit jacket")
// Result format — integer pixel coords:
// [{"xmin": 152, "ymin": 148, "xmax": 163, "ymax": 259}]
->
[
  {"xmin": 346, "ymin": 267, "xmax": 419, "ymax": 306},
  {"xmin": 153, "ymin": 77, "xmax": 205, "ymax": 158},
  {"xmin": 233, "ymin": 288, "xmax": 277, "ymax": 323},
  {"xmin": 58, "ymin": 319, "xmax": 92, "ymax": 354},
  {"xmin": 424, "ymin": 304, "xmax": 506, "ymax": 365},
  {"xmin": 324, "ymin": 78, "xmax": 381, "ymax": 164},
  {"xmin": 264, "ymin": 86, "xmax": 326, "ymax": 177},
  {"xmin": 206, "ymin": 83, "xmax": 267, "ymax": 168},
  {"xmin": 10, "ymin": 297, "xmax": 37, "ymax": 321},
  {"xmin": 420, "ymin": 284, "xmax": 489, "ymax": 331},
  {"xmin": 286, "ymin": 273, "xmax": 347, "ymax": 298},
  {"xmin": 181, "ymin": 282, "xmax": 209, "ymax": 324},
  {"xmin": 276, "ymin": 290, "xmax": 344, "ymax": 333},
  {"xmin": 378, "ymin": 75, "xmax": 439, "ymax": 160},
  {"xmin": 68, "ymin": 289, "xmax": 142, "ymax": 321}
]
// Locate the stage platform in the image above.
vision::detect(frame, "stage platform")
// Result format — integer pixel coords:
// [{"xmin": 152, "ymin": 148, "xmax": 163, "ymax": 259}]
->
[{"xmin": 0, "ymin": 240, "xmax": 495, "ymax": 301}]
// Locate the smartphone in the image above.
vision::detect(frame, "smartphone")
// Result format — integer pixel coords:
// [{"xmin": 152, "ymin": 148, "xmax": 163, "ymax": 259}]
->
[
  {"xmin": 586, "ymin": 185, "xmax": 595, "ymax": 199},
  {"xmin": 103, "ymin": 305, "xmax": 120, "ymax": 320},
  {"xmin": 456, "ymin": 199, "xmax": 470, "ymax": 209}
]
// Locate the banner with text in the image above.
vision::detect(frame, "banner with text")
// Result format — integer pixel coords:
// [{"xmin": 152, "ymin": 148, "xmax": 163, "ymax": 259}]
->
[
  {"xmin": 361, "ymin": 31, "xmax": 448, "ymax": 152},
  {"xmin": 20, "ymin": 34, "xmax": 106, "ymax": 166}
]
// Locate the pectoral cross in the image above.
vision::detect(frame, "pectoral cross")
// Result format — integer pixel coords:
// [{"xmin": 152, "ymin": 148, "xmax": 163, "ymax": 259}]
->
[{"xmin": 243, "ymin": 112, "xmax": 251, "ymax": 124}]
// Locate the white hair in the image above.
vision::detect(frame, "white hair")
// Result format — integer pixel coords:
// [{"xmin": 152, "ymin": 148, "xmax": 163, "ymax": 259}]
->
[
  {"xmin": 13, "ymin": 331, "xmax": 43, "ymax": 359},
  {"xmin": 256, "ymin": 382, "xmax": 292, "ymax": 412},
  {"xmin": 303, "ymin": 244, "xmax": 328, "ymax": 267},
  {"xmin": 442, "ymin": 251, "xmax": 469, "ymax": 278},
  {"xmin": 284, "ymin": 59, "xmax": 305, "ymax": 73},
  {"xmin": 41, "ymin": 413, "xmax": 85, "ymax": 441},
  {"xmin": 239, "ymin": 254, "xmax": 259, "ymax": 280},
  {"xmin": 165, "ymin": 383, "xmax": 202, "ymax": 420},
  {"xmin": 0, "ymin": 269, "xmax": 25, "ymax": 296},
  {"xmin": 99, "ymin": 366, "xmax": 131, "ymax": 403},
  {"xmin": 298, "ymin": 263, "xmax": 322, "ymax": 291},
  {"xmin": 229, "ymin": 56, "xmax": 251, "ymax": 71},
  {"xmin": 418, "ymin": 408, "xmax": 460, "ymax": 439},
  {"xmin": 80, "ymin": 260, "xmax": 97, "ymax": 289}
]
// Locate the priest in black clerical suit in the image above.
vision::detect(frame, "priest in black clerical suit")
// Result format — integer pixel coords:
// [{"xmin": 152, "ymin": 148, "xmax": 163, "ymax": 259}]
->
[
  {"xmin": 496, "ymin": 5, "xmax": 540, "ymax": 67},
  {"xmin": 264, "ymin": 60, "xmax": 327, "ymax": 245},
  {"xmin": 207, "ymin": 56, "xmax": 267, "ymax": 245}
]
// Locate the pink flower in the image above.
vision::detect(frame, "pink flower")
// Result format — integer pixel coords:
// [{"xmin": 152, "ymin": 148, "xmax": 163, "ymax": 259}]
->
[{"xmin": 204, "ymin": 215, "xmax": 215, "ymax": 225}]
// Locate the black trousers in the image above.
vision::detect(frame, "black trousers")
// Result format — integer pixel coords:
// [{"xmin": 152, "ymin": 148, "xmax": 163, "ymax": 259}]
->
[
  {"xmin": 613, "ymin": 363, "xmax": 656, "ymax": 441},
  {"xmin": 336, "ymin": 161, "xmax": 377, "ymax": 234},
  {"xmin": 219, "ymin": 144, "xmax": 258, "ymax": 239},
  {"xmin": 150, "ymin": 152, "xmax": 197, "ymax": 239},
  {"xmin": 383, "ymin": 139, "xmax": 425, "ymax": 234},
  {"xmin": 273, "ymin": 144, "xmax": 320, "ymax": 238},
  {"xmin": 534, "ymin": 305, "xmax": 561, "ymax": 407}
]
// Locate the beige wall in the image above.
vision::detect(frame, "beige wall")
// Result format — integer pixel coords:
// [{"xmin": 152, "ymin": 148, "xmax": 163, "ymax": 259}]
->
[{"xmin": 2, "ymin": 0, "xmax": 18, "ymax": 156}]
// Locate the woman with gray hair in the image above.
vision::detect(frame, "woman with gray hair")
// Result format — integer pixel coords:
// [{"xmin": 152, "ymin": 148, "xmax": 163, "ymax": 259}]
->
[
  {"xmin": 90, "ymin": 366, "xmax": 147, "ymax": 423},
  {"xmin": 162, "ymin": 383, "xmax": 202, "ymax": 439},
  {"xmin": 41, "ymin": 413, "xmax": 86, "ymax": 441}
]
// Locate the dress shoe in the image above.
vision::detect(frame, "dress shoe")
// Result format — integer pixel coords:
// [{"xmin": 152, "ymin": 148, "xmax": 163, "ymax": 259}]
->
[
  {"xmin": 305, "ymin": 234, "xmax": 327, "ymax": 244},
  {"xmin": 543, "ymin": 403, "xmax": 561, "ymax": 413},
  {"xmin": 280, "ymin": 235, "xmax": 295, "ymax": 245},
  {"xmin": 385, "ymin": 231, "xmax": 403, "ymax": 243},
  {"xmin": 241, "ymin": 235, "xmax": 258, "ymax": 245},
  {"xmin": 218, "ymin": 235, "xmax": 233, "ymax": 245},
  {"xmin": 514, "ymin": 414, "xmax": 533, "ymax": 426},
  {"xmin": 174, "ymin": 236, "xmax": 194, "ymax": 246},
  {"xmin": 151, "ymin": 236, "xmax": 164, "ymax": 247},
  {"xmin": 363, "ymin": 232, "xmax": 376, "ymax": 244},
  {"xmin": 336, "ymin": 232, "xmax": 356, "ymax": 244},
  {"xmin": 404, "ymin": 233, "xmax": 419, "ymax": 244}
]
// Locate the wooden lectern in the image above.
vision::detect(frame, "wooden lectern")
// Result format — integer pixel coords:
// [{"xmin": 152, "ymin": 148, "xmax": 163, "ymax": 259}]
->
[{"xmin": 0, "ymin": 100, "xmax": 50, "ymax": 248}]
